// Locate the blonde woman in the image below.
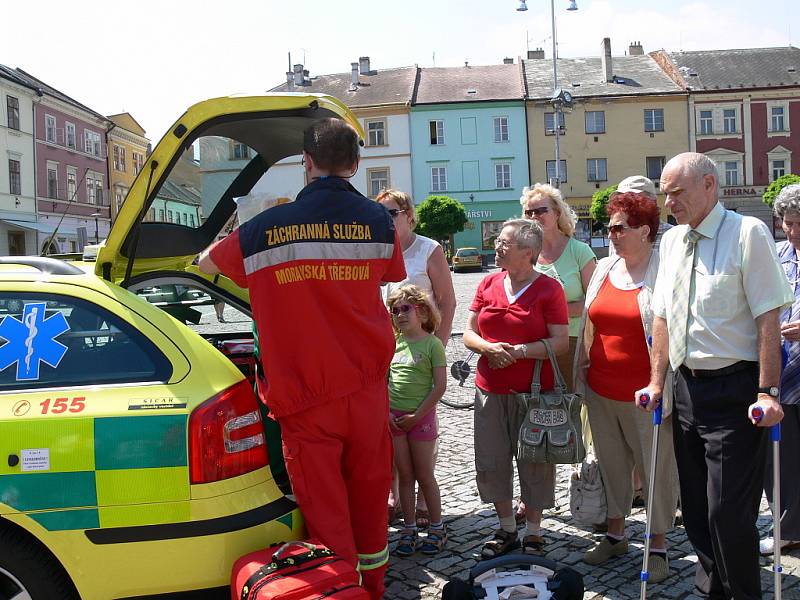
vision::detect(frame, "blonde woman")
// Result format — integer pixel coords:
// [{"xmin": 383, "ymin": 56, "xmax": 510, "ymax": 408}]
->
[{"xmin": 378, "ymin": 190, "xmax": 456, "ymax": 347}]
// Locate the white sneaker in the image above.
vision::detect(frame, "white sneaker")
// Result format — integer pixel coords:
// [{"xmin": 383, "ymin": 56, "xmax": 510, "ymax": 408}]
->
[{"xmin": 759, "ymin": 536, "xmax": 800, "ymax": 555}]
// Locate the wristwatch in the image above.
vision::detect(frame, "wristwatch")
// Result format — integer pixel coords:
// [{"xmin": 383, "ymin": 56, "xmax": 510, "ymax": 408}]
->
[{"xmin": 758, "ymin": 386, "xmax": 780, "ymax": 398}]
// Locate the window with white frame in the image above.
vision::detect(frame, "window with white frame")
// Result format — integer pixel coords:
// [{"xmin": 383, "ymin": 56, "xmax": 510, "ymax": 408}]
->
[
  {"xmin": 84, "ymin": 131, "xmax": 101, "ymax": 156},
  {"xmin": 546, "ymin": 160, "xmax": 568, "ymax": 183},
  {"xmin": 495, "ymin": 163, "xmax": 512, "ymax": 189},
  {"xmin": 769, "ymin": 103, "xmax": 790, "ymax": 133},
  {"xmin": 544, "ymin": 112, "xmax": 565, "ymax": 135},
  {"xmin": 6, "ymin": 96, "xmax": 20, "ymax": 130},
  {"xmin": 66, "ymin": 167, "xmax": 77, "ymax": 201},
  {"xmin": 724, "ymin": 161, "xmax": 739, "ymax": 186},
  {"xmin": 47, "ymin": 163, "xmax": 59, "ymax": 199},
  {"xmin": 431, "ymin": 166, "xmax": 447, "ymax": 191},
  {"xmin": 8, "ymin": 159, "xmax": 21, "ymax": 195},
  {"xmin": 772, "ymin": 159, "xmax": 787, "ymax": 181},
  {"xmin": 113, "ymin": 145, "xmax": 127, "ymax": 172},
  {"xmin": 366, "ymin": 120, "xmax": 387, "ymax": 146},
  {"xmin": 698, "ymin": 110, "xmax": 713, "ymax": 135},
  {"xmin": 45, "ymin": 115, "xmax": 57, "ymax": 143},
  {"xmin": 159, "ymin": 209, "xmax": 165, "ymax": 221},
  {"xmin": 723, "ymin": 109, "xmax": 737, "ymax": 134},
  {"xmin": 767, "ymin": 146, "xmax": 792, "ymax": 182},
  {"xmin": 367, "ymin": 168, "xmax": 390, "ymax": 198},
  {"xmin": 133, "ymin": 152, "xmax": 144, "ymax": 175},
  {"xmin": 646, "ymin": 156, "xmax": 665, "ymax": 182},
  {"xmin": 65, "ymin": 122, "xmax": 76, "ymax": 149},
  {"xmin": 86, "ymin": 174, "xmax": 97, "ymax": 204},
  {"xmin": 231, "ymin": 142, "xmax": 249, "ymax": 160},
  {"xmin": 587, "ymin": 158, "xmax": 608, "ymax": 182},
  {"xmin": 189, "ymin": 213, "xmax": 196, "ymax": 227},
  {"xmin": 644, "ymin": 109, "xmax": 664, "ymax": 132},
  {"xmin": 429, "ymin": 120, "xmax": 445, "ymax": 145},
  {"xmin": 493, "ymin": 117, "xmax": 509, "ymax": 142},
  {"xmin": 94, "ymin": 178, "xmax": 104, "ymax": 205},
  {"xmin": 585, "ymin": 111, "xmax": 605, "ymax": 134},
  {"xmin": 115, "ymin": 188, "xmax": 124, "ymax": 212}
]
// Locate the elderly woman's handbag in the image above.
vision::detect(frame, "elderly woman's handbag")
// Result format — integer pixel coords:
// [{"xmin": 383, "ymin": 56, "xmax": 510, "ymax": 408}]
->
[{"xmin": 515, "ymin": 339, "xmax": 585, "ymax": 464}]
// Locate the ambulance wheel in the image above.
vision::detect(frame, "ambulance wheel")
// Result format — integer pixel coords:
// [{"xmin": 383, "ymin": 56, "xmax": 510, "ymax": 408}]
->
[{"xmin": 0, "ymin": 524, "xmax": 79, "ymax": 600}]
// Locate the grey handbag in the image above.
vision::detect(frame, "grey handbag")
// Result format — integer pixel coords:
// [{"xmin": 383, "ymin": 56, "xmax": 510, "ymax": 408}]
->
[{"xmin": 516, "ymin": 339, "xmax": 585, "ymax": 464}]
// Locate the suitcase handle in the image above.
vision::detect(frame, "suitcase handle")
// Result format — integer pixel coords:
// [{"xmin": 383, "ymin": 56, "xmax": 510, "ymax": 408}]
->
[
  {"xmin": 471, "ymin": 554, "xmax": 558, "ymax": 581},
  {"xmin": 273, "ymin": 541, "xmax": 319, "ymax": 560}
]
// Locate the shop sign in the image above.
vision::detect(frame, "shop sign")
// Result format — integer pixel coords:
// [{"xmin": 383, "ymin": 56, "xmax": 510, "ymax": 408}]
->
[
  {"xmin": 466, "ymin": 210, "xmax": 494, "ymax": 218},
  {"xmin": 722, "ymin": 186, "xmax": 764, "ymax": 198}
]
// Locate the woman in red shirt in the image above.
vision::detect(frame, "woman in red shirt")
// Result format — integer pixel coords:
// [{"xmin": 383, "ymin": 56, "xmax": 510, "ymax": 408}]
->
[
  {"xmin": 573, "ymin": 192, "xmax": 678, "ymax": 582},
  {"xmin": 464, "ymin": 218, "xmax": 569, "ymax": 558}
]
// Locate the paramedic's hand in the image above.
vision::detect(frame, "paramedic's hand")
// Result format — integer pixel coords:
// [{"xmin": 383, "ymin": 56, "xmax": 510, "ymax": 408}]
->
[
  {"xmin": 394, "ymin": 413, "xmax": 420, "ymax": 431},
  {"xmin": 485, "ymin": 342, "xmax": 517, "ymax": 369},
  {"xmin": 634, "ymin": 387, "xmax": 661, "ymax": 412},
  {"xmin": 781, "ymin": 320, "xmax": 800, "ymax": 342}
]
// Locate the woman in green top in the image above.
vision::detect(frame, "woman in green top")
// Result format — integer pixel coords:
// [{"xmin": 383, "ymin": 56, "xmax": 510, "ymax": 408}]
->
[{"xmin": 521, "ymin": 183, "xmax": 596, "ymax": 387}]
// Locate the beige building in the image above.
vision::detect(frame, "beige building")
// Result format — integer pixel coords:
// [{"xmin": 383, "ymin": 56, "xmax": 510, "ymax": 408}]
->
[
  {"xmin": 107, "ymin": 112, "xmax": 149, "ymax": 221},
  {"xmin": 523, "ymin": 39, "xmax": 689, "ymax": 247}
]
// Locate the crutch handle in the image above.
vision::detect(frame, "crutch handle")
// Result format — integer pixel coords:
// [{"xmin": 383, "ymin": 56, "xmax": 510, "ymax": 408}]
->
[
  {"xmin": 750, "ymin": 405, "xmax": 764, "ymax": 422},
  {"xmin": 638, "ymin": 392, "xmax": 662, "ymax": 425}
]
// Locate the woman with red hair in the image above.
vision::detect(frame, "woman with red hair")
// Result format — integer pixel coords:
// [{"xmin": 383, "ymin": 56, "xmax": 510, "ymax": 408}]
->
[{"xmin": 573, "ymin": 192, "xmax": 679, "ymax": 582}]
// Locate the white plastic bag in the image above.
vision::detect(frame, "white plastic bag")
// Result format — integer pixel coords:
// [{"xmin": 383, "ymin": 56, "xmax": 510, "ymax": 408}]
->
[{"xmin": 234, "ymin": 192, "xmax": 292, "ymax": 223}]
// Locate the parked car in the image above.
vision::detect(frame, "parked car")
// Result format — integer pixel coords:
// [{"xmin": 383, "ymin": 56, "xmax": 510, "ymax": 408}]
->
[
  {"xmin": 452, "ymin": 246, "xmax": 483, "ymax": 272},
  {"xmin": 0, "ymin": 93, "xmax": 363, "ymax": 599}
]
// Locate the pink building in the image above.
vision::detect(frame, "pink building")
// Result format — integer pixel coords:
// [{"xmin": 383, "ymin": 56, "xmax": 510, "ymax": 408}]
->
[
  {"xmin": 652, "ymin": 47, "xmax": 800, "ymax": 233},
  {"xmin": 11, "ymin": 69, "xmax": 112, "ymax": 253}
]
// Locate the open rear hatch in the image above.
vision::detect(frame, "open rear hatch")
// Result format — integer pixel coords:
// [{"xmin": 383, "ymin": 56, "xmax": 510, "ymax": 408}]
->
[{"xmin": 95, "ymin": 93, "xmax": 364, "ymax": 289}]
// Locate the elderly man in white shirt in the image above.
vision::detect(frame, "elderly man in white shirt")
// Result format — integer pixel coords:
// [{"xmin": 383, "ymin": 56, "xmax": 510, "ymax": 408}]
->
[{"xmin": 637, "ymin": 152, "xmax": 792, "ymax": 600}]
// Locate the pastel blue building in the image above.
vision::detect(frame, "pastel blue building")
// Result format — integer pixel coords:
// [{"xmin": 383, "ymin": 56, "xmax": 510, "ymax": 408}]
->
[{"xmin": 410, "ymin": 63, "xmax": 529, "ymax": 259}]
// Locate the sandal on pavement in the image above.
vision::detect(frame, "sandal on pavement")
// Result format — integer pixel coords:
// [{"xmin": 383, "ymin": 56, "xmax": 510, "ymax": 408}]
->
[
  {"xmin": 481, "ymin": 529, "xmax": 519, "ymax": 559},
  {"xmin": 420, "ymin": 526, "xmax": 448, "ymax": 555},
  {"xmin": 395, "ymin": 528, "xmax": 418, "ymax": 557},
  {"xmin": 522, "ymin": 534, "xmax": 546, "ymax": 556},
  {"xmin": 416, "ymin": 508, "xmax": 430, "ymax": 529}
]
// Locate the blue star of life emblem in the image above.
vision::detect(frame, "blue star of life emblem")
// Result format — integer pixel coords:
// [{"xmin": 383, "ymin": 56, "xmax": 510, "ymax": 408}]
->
[{"xmin": 0, "ymin": 302, "xmax": 70, "ymax": 381}]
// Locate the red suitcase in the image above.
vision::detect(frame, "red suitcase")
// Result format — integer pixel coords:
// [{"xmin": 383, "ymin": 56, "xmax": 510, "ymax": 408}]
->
[{"xmin": 231, "ymin": 541, "xmax": 369, "ymax": 600}]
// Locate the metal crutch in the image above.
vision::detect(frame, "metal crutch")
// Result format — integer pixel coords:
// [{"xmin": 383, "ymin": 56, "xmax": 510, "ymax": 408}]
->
[
  {"xmin": 638, "ymin": 391, "xmax": 662, "ymax": 600},
  {"xmin": 750, "ymin": 344, "xmax": 786, "ymax": 600}
]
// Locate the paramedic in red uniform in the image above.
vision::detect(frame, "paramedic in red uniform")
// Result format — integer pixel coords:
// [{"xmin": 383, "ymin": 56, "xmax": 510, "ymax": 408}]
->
[{"xmin": 199, "ymin": 118, "xmax": 405, "ymax": 599}]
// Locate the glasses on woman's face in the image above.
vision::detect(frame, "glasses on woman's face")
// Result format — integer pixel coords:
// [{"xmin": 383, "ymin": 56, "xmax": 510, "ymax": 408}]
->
[
  {"xmin": 494, "ymin": 238, "xmax": 518, "ymax": 251},
  {"xmin": 387, "ymin": 208, "xmax": 406, "ymax": 218},
  {"xmin": 391, "ymin": 303, "xmax": 417, "ymax": 316},
  {"xmin": 524, "ymin": 206, "xmax": 550, "ymax": 218},
  {"xmin": 607, "ymin": 223, "xmax": 640, "ymax": 236}
]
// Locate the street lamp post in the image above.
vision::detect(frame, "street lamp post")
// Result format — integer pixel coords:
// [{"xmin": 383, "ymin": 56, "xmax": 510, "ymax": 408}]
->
[
  {"xmin": 517, "ymin": 0, "xmax": 577, "ymax": 188},
  {"xmin": 90, "ymin": 212, "xmax": 101, "ymax": 243}
]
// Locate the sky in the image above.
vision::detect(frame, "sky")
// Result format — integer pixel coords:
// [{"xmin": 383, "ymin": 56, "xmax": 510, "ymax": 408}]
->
[{"xmin": 2, "ymin": 0, "xmax": 798, "ymax": 142}]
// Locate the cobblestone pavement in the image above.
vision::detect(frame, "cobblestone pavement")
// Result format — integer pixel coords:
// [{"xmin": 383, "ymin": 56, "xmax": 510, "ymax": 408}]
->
[
  {"xmin": 383, "ymin": 268, "xmax": 800, "ymax": 600},
  {"xmin": 197, "ymin": 269, "xmax": 800, "ymax": 599}
]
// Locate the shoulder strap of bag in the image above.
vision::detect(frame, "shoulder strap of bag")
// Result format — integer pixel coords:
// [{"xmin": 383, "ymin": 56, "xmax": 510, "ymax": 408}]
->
[{"xmin": 539, "ymin": 338, "xmax": 567, "ymax": 393}]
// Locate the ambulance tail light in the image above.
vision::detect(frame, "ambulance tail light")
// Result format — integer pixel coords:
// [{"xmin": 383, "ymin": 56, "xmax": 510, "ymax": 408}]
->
[{"xmin": 189, "ymin": 380, "xmax": 268, "ymax": 484}]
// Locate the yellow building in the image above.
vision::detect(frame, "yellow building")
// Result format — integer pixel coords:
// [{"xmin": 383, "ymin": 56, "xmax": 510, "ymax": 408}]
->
[
  {"xmin": 523, "ymin": 39, "xmax": 689, "ymax": 247},
  {"xmin": 107, "ymin": 113, "xmax": 149, "ymax": 221}
]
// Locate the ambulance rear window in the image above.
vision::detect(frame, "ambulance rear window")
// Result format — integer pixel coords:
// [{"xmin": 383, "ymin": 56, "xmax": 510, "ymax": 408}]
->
[{"xmin": 0, "ymin": 293, "xmax": 172, "ymax": 391}]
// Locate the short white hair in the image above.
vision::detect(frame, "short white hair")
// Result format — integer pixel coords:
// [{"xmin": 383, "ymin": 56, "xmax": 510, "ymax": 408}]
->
[{"xmin": 774, "ymin": 184, "xmax": 800, "ymax": 219}]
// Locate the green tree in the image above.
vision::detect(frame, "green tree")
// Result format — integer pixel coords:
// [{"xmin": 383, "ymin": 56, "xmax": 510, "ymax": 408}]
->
[
  {"xmin": 590, "ymin": 184, "xmax": 618, "ymax": 232},
  {"xmin": 763, "ymin": 174, "xmax": 800, "ymax": 207},
  {"xmin": 415, "ymin": 195, "xmax": 468, "ymax": 255}
]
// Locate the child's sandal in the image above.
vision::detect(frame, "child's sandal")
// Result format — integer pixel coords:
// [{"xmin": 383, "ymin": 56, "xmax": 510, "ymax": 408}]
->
[
  {"xmin": 420, "ymin": 526, "xmax": 447, "ymax": 555},
  {"xmin": 395, "ymin": 528, "xmax": 417, "ymax": 557}
]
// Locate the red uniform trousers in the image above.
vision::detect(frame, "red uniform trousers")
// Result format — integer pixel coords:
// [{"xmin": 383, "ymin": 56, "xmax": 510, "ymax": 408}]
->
[{"xmin": 279, "ymin": 380, "xmax": 392, "ymax": 599}]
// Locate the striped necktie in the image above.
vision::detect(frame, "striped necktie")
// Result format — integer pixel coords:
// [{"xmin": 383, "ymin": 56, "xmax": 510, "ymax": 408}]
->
[{"xmin": 669, "ymin": 229, "xmax": 702, "ymax": 368}]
